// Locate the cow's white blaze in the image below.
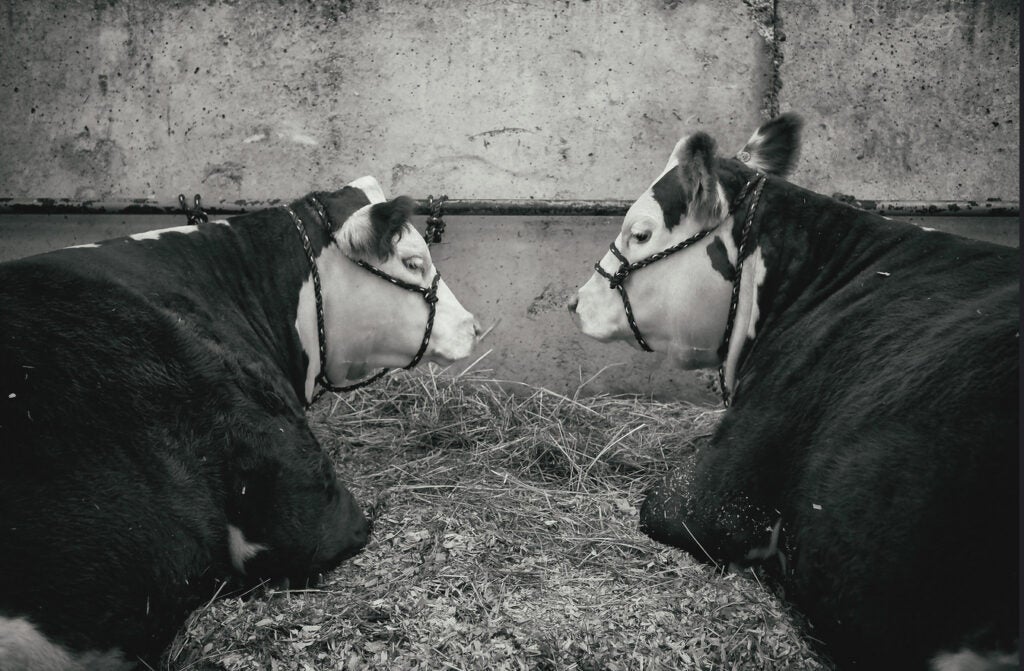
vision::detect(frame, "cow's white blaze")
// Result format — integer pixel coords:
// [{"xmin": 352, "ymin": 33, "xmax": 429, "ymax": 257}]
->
[
  {"xmin": 295, "ymin": 177, "xmax": 477, "ymax": 401},
  {"xmin": 720, "ymin": 245, "xmax": 766, "ymax": 394},
  {"xmin": 228, "ymin": 524, "xmax": 268, "ymax": 573}
]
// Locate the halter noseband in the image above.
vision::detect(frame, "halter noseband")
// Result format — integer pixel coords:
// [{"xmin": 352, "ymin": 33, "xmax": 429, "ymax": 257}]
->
[
  {"xmin": 594, "ymin": 171, "xmax": 768, "ymax": 406},
  {"xmin": 286, "ymin": 195, "xmax": 440, "ymax": 404}
]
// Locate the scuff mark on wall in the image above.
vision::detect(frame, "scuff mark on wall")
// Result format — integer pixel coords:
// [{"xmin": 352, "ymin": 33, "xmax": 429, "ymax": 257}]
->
[
  {"xmin": 57, "ymin": 128, "xmax": 127, "ymax": 193},
  {"xmin": 745, "ymin": 0, "xmax": 783, "ymax": 119},
  {"xmin": 202, "ymin": 161, "xmax": 245, "ymax": 190},
  {"xmin": 391, "ymin": 163, "xmax": 417, "ymax": 190}
]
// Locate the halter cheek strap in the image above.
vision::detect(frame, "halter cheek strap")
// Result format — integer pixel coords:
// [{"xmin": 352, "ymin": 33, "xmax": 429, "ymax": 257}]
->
[
  {"xmin": 287, "ymin": 196, "xmax": 440, "ymax": 404},
  {"xmin": 594, "ymin": 229, "xmax": 713, "ymax": 352}
]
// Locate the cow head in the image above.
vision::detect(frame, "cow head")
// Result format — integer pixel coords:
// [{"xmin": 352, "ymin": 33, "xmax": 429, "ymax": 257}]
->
[
  {"xmin": 569, "ymin": 114, "xmax": 801, "ymax": 369},
  {"xmin": 296, "ymin": 176, "xmax": 479, "ymax": 396},
  {"xmin": 226, "ymin": 425, "xmax": 370, "ymax": 587}
]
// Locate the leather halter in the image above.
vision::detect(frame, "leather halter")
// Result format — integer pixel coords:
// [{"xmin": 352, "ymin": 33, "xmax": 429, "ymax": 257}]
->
[
  {"xmin": 286, "ymin": 196, "xmax": 440, "ymax": 405},
  {"xmin": 593, "ymin": 172, "xmax": 768, "ymax": 406}
]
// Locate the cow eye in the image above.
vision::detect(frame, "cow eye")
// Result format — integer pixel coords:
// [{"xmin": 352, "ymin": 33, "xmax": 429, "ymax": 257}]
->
[
  {"xmin": 633, "ymin": 231, "xmax": 651, "ymax": 244},
  {"xmin": 404, "ymin": 257, "xmax": 423, "ymax": 272}
]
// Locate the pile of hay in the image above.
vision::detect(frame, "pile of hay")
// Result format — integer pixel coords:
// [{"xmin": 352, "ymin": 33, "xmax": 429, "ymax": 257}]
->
[{"xmin": 164, "ymin": 367, "xmax": 833, "ymax": 670}]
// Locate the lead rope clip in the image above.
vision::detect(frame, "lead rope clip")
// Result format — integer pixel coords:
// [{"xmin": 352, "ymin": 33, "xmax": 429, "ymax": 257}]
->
[
  {"xmin": 178, "ymin": 193, "xmax": 208, "ymax": 226},
  {"xmin": 424, "ymin": 194, "xmax": 447, "ymax": 245}
]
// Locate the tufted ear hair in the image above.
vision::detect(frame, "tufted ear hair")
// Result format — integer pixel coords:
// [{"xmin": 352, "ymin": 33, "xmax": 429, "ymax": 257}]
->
[
  {"xmin": 675, "ymin": 132, "xmax": 728, "ymax": 224},
  {"xmin": 366, "ymin": 196, "xmax": 416, "ymax": 261},
  {"xmin": 737, "ymin": 113, "xmax": 802, "ymax": 177},
  {"xmin": 337, "ymin": 195, "xmax": 416, "ymax": 262}
]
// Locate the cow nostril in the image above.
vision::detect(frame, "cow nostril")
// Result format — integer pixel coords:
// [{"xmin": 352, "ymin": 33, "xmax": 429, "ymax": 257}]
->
[
  {"xmin": 472, "ymin": 318, "xmax": 483, "ymax": 338},
  {"xmin": 568, "ymin": 296, "xmax": 579, "ymax": 313}
]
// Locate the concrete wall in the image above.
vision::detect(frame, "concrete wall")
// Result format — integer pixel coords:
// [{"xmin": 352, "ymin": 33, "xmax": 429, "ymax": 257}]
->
[
  {"xmin": 0, "ymin": 0, "xmax": 1018, "ymax": 400},
  {"xmin": 3, "ymin": 0, "xmax": 1016, "ymax": 204}
]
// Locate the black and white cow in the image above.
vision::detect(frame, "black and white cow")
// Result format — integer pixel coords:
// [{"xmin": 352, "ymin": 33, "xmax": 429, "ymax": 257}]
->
[
  {"xmin": 570, "ymin": 115, "xmax": 1018, "ymax": 670},
  {"xmin": 0, "ymin": 176, "xmax": 479, "ymax": 669}
]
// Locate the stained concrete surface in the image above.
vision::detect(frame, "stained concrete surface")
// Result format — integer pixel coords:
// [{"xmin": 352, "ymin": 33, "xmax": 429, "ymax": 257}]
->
[
  {"xmin": 782, "ymin": 0, "xmax": 1019, "ymax": 200},
  {"xmin": 0, "ymin": 0, "xmax": 1018, "ymax": 398},
  {"xmin": 0, "ymin": 212, "xmax": 1015, "ymax": 401},
  {"xmin": 0, "ymin": 0, "xmax": 768, "ymax": 203}
]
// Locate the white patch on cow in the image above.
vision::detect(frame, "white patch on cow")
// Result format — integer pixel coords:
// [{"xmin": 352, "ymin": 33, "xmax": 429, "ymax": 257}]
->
[
  {"xmin": 745, "ymin": 248, "xmax": 766, "ymax": 340},
  {"xmin": 930, "ymin": 648, "xmax": 1019, "ymax": 671},
  {"xmin": 745, "ymin": 518, "xmax": 783, "ymax": 561},
  {"xmin": 716, "ymin": 182, "xmax": 730, "ymax": 215},
  {"xmin": 295, "ymin": 278, "xmax": 320, "ymax": 403},
  {"xmin": 209, "ymin": 219, "xmax": 230, "ymax": 226},
  {"xmin": 346, "ymin": 175, "xmax": 388, "ymax": 204},
  {"xmin": 660, "ymin": 143, "xmax": 683, "ymax": 177},
  {"xmin": 128, "ymin": 225, "xmax": 201, "ymax": 241},
  {"xmin": 228, "ymin": 524, "xmax": 268, "ymax": 573},
  {"xmin": 721, "ymin": 245, "xmax": 766, "ymax": 396},
  {"xmin": 920, "ymin": 226, "xmax": 937, "ymax": 232},
  {"xmin": 64, "ymin": 242, "xmax": 100, "ymax": 250},
  {"xmin": 0, "ymin": 616, "xmax": 133, "ymax": 671}
]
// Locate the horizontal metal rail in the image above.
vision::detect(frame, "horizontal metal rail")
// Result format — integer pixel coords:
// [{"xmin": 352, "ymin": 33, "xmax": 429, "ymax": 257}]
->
[{"xmin": 0, "ymin": 197, "xmax": 1017, "ymax": 217}]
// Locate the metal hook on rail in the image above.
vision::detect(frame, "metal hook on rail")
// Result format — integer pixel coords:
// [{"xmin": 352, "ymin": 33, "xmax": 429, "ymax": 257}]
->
[{"xmin": 178, "ymin": 193, "xmax": 208, "ymax": 226}]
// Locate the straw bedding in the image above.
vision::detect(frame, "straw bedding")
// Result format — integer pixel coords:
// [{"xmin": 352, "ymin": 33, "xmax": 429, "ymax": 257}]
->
[{"xmin": 163, "ymin": 367, "xmax": 833, "ymax": 670}]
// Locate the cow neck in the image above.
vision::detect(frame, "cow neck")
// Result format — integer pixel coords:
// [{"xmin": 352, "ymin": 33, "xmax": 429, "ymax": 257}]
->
[
  {"xmin": 716, "ymin": 172, "xmax": 768, "ymax": 407},
  {"xmin": 287, "ymin": 198, "xmax": 440, "ymax": 407}
]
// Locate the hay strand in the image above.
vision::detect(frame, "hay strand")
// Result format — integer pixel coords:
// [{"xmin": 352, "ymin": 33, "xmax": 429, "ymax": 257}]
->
[{"xmin": 165, "ymin": 367, "xmax": 831, "ymax": 670}]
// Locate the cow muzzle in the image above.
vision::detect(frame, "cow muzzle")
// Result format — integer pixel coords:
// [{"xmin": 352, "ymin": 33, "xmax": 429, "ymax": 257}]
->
[
  {"xmin": 569, "ymin": 272, "xmax": 633, "ymax": 343},
  {"xmin": 423, "ymin": 279, "xmax": 479, "ymax": 364}
]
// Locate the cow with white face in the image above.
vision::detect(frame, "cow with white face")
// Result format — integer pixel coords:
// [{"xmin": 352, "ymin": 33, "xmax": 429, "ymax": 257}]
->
[
  {"xmin": 569, "ymin": 117, "xmax": 798, "ymax": 386},
  {"xmin": 0, "ymin": 176, "xmax": 478, "ymax": 668},
  {"xmin": 295, "ymin": 176, "xmax": 480, "ymax": 401},
  {"xmin": 570, "ymin": 116, "xmax": 1018, "ymax": 670}
]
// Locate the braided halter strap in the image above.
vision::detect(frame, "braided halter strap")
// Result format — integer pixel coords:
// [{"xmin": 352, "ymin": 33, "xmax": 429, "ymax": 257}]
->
[
  {"xmin": 716, "ymin": 173, "xmax": 767, "ymax": 406},
  {"xmin": 595, "ymin": 229, "xmax": 713, "ymax": 352},
  {"xmin": 593, "ymin": 172, "xmax": 767, "ymax": 406},
  {"xmin": 286, "ymin": 196, "xmax": 440, "ymax": 404}
]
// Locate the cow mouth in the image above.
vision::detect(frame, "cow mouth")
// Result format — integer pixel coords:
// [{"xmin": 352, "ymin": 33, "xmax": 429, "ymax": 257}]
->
[
  {"xmin": 286, "ymin": 537, "xmax": 370, "ymax": 589},
  {"xmin": 281, "ymin": 557, "xmax": 363, "ymax": 590}
]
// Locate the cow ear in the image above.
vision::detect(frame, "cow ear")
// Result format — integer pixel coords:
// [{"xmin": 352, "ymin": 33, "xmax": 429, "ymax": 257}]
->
[
  {"xmin": 676, "ymin": 132, "xmax": 728, "ymax": 224},
  {"xmin": 365, "ymin": 195, "xmax": 416, "ymax": 261},
  {"xmin": 738, "ymin": 113, "xmax": 802, "ymax": 177}
]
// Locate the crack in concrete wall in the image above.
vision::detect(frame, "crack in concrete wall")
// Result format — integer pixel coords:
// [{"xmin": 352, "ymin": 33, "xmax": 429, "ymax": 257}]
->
[{"xmin": 745, "ymin": 0, "xmax": 783, "ymax": 120}]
